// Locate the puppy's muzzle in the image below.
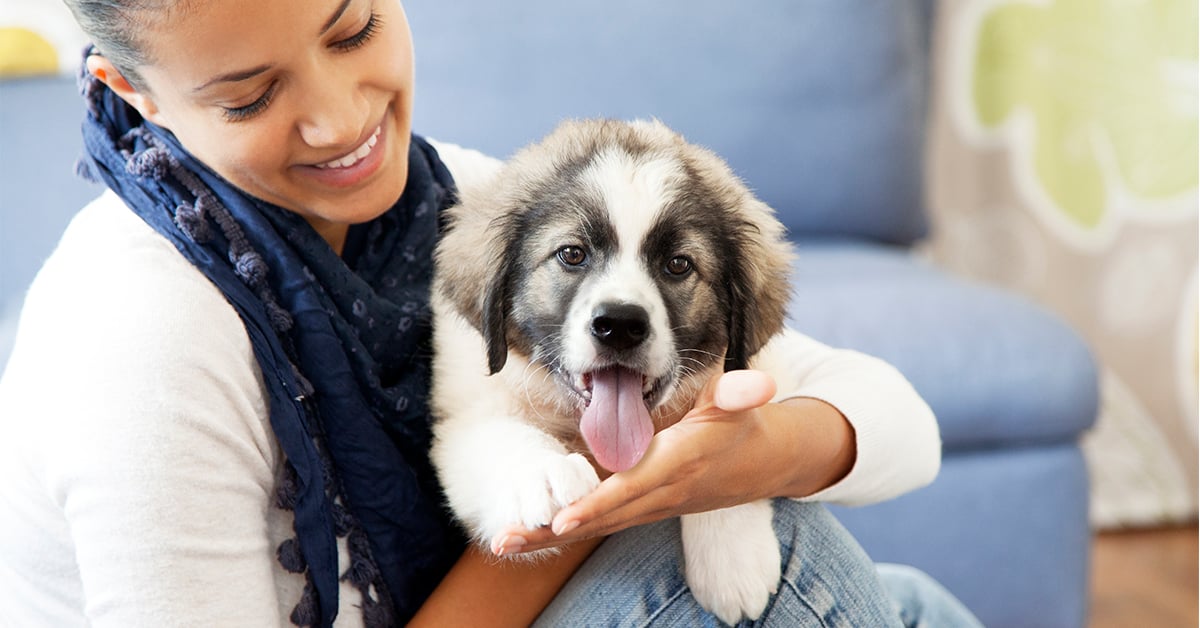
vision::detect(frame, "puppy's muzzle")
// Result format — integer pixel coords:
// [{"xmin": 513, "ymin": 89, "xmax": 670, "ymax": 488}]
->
[{"xmin": 591, "ymin": 303, "xmax": 650, "ymax": 351}]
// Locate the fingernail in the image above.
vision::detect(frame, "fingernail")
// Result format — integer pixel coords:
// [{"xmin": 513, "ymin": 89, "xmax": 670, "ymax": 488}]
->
[
  {"xmin": 495, "ymin": 534, "xmax": 526, "ymax": 556},
  {"xmin": 553, "ymin": 519, "xmax": 580, "ymax": 536}
]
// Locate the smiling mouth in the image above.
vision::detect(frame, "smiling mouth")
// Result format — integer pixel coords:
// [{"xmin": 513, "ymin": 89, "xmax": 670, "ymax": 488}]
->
[{"xmin": 314, "ymin": 126, "xmax": 381, "ymax": 170}]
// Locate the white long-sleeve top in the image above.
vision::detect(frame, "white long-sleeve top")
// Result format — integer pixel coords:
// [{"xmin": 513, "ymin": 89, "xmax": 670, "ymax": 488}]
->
[{"xmin": 0, "ymin": 143, "xmax": 939, "ymax": 627}]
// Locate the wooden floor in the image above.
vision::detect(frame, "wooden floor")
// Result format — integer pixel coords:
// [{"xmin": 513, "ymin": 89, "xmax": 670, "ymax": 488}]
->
[{"xmin": 1089, "ymin": 523, "xmax": 1198, "ymax": 628}]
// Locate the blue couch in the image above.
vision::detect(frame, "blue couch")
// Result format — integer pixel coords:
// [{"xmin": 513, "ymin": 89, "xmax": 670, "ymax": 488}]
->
[{"xmin": 0, "ymin": 1, "xmax": 1098, "ymax": 626}]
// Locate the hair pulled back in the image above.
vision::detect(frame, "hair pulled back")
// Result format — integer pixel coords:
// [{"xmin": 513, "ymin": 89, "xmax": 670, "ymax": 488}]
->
[{"xmin": 63, "ymin": 0, "xmax": 168, "ymax": 90}]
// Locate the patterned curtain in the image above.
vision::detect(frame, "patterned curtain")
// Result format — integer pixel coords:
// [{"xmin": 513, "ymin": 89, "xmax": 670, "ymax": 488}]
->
[{"xmin": 927, "ymin": 0, "xmax": 1198, "ymax": 528}]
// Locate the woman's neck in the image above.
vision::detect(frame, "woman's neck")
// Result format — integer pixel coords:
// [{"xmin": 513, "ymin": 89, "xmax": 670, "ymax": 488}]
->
[{"xmin": 309, "ymin": 219, "xmax": 350, "ymax": 256}]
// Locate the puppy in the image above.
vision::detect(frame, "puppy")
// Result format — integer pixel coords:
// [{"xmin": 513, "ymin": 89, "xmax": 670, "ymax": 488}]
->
[{"xmin": 430, "ymin": 119, "xmax": 795, "ymax": 624}]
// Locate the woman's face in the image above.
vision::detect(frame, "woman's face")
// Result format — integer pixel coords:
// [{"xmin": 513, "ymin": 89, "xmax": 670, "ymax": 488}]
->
[{"xmin": 111, "ymin": 0, "xmax": 414, "ymax": 248}]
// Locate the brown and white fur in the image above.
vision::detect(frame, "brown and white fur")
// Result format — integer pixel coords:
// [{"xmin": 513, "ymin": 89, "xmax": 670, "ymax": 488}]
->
[{"xmin": 430, "ymin": 119, "xmax": 795, "ymax": 624}]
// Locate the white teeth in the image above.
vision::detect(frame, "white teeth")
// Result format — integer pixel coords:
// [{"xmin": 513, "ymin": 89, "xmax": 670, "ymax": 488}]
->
[{"xmin": 315, "ymin": 127, "xmax": 380, "ymax": 169}]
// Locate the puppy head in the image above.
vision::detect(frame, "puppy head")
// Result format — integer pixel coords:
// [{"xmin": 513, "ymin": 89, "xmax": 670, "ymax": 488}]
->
[{"xmin": 437, "ymin": 118, "xmax": 793, "ymax": 374}]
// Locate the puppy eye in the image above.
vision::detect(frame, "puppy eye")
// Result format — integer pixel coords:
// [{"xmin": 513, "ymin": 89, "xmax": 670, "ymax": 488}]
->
[
  {"xmin": 557, "ymin": 246, "xmax": 588, "ymax": 267},
  {"xmin": 665, "ymin": 256, "xmax": 693, "ymax": 276}
]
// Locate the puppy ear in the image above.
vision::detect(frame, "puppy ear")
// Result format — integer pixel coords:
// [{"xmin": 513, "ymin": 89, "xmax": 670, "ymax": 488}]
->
[
  {"xmin": 435, "ymin": 201, "xmax": 517, "ymax": 375},
  {"xmin": 480, "ymin": 249, "xmax": 514, "ymax": 375},
  {"xmin": 724, "ymin": 276, "xmax": 754, "ymax": 372},
  {"xmin": 722, "ymin": 204, "xmax": 794, "ymax": 372},
  {"xmin": 675, "ymin": 140, "xmax": 794, "ymax": 373}
]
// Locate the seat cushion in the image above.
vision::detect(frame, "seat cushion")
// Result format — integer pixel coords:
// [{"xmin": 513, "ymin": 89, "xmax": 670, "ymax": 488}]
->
[
  {"xmin": 832, "ymin": 444, "xmax": 1091, "ymax": 628},
  {"xmin": 405, "ymin": 0, "xmax": 931, "ymax": 244},
  {"xmin": 787, "ymin": 240, "xmax": 1098, "ymax": 450}
]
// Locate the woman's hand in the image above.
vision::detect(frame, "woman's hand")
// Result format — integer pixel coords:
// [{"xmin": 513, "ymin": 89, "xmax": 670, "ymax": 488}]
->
[{"xmin": 491, "ymin": 369, "xmax": 857, "ymax": 556}]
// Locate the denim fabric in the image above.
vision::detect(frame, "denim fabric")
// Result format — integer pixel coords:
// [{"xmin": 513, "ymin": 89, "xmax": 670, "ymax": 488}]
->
[
  {"xmin": 878, "ymin": 564, "xmax": 985, "ymax": 628},
  {"xmin": 535, "ymin": 500, "xmax": 971, "ymax": 627}
]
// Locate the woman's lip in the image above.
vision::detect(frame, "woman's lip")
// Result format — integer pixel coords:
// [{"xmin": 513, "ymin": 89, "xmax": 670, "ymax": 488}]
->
[{"xmin": 298, "ymin": 118, "xmax": 388, "ymax": 188}]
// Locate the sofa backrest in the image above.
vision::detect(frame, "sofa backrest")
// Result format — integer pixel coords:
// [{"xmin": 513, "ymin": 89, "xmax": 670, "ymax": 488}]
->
[
  {"xmin": 0, "ymin": 76, "xmax": 105, "ymax": 367},
  {"xmin": 407, "ymin": 0, "xmax": 933, "ymax": 245}
]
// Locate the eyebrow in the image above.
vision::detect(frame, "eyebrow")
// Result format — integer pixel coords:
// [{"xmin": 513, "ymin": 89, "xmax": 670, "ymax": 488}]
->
[
  {"xmin": 191, "ymin": 0, "xmax": 353, "ymax": 93},
  {"xmin": 320, "ymin": 0, "xmax": 354, "ymax": 36},
  {"xmin": 192, "ymin": 65, "xmax": 272, "ymax": 93}
]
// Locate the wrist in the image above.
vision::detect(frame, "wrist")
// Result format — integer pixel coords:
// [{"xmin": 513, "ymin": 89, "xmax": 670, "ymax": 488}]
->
[
  {"xmin": 409, "ymin": 537, "xmax": 603, "ymax": 626},
  {"xmin": 761, "ymin": 397, "xmax": 856, "ymax": 498}
]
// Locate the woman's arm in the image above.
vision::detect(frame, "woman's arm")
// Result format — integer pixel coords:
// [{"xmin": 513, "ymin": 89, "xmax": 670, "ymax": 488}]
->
[
  {"xmin": 495, "ymin": 328, "xmax": 939, "ymax": 554},
  {"xmin": 408, "ymin": 538, "xmax": 603, "ymax": 627},
  {"xmin": 6, "ymin": 202, "xmax": 289, "ymax": 625},
  {"xmin": 758, "ymin": 329, "xmax": 941, "ymax": 506}
]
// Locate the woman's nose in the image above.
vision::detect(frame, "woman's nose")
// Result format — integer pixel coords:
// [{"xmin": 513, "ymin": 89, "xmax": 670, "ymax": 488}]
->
[{"xmin": 296, "ymin": 71, "xmax": 369, "ymax": 149}]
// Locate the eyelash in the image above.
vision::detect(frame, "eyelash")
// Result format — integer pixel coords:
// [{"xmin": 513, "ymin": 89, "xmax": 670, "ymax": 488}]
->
[
  {"xmin": 220, "ymin": 12, "xmax": 383, "ymax": 122},
  {"xmin": 222, "ymin": 83, "xmax": 278, "ymax": 122},
  {"xmin": 334, "ymin": 12, "xmax": 382, "ymax": 52}
]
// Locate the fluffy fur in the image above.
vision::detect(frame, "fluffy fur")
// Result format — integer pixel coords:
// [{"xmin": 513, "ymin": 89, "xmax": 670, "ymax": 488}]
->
[{"xmin": 430, "ymin": 119, "xmax": 795, "ymax": 624}]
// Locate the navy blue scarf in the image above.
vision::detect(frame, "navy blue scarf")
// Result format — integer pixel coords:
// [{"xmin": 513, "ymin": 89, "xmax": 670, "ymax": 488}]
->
[{"xmin": 77, "ymin": 59, "xmax": 463, "ymax": 626}]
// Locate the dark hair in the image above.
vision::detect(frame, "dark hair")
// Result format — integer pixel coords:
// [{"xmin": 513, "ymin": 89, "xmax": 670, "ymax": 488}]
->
[{"xmin": 63, "ymin": 0, "xmax": 162, "ymax": 91}]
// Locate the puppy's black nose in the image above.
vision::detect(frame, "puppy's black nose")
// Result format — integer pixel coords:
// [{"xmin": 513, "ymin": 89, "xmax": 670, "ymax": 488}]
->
[{"xmin": 591, "ymin": 303, "xmax": 650, "ymax": 351}]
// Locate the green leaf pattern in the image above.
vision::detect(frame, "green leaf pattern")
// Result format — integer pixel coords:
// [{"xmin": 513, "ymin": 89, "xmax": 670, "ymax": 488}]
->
[{"xmin": 971, "ymin": 0, "xmax": 1198, "ymax": 229}]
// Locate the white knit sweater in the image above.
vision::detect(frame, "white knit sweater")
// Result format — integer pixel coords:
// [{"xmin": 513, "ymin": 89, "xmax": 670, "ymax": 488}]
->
[{"xmin": 0, "ymin": 142, "xmax": 939, "ymax": 627}]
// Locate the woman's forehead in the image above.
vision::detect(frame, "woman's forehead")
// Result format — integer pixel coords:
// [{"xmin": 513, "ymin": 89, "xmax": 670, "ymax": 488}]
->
[{"xmin": 139, "ymin": 0, "xmax": 356, "ymax": 88}]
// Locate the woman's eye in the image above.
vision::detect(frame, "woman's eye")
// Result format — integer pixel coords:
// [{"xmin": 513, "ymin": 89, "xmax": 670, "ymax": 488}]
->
[
  {"xmin": 665, "ymin": 256, "xmax": 693, "ymax": 276},
  {"xmin": 333, "ymin": 12, "xmax": 382, "ymax": 52},
  {"xmin": 557, "ymin": 246, "xmax": 588, "ymax": 267},
  {"xmin": 221, "ymin": 83, "xmax": 278, "ymax": 122}
]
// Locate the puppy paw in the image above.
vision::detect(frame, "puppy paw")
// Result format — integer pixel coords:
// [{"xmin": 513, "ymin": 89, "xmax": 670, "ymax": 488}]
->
[
  {"xmin": 432, "ymin": 418, "xmax": 600, "ymax": 551},
  {"xmin": 681, "ymin": 501, "xmax": 781, "ymax": 625},
  {"xmin": 508, "ymin": 451, "xmax": 600, "ymax": 531},
  {"xmin": 483, "ymin": 452, "xmax": 600, "ymax": 560}
]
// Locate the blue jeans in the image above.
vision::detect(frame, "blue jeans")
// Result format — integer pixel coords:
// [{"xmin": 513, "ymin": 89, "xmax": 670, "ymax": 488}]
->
[{"xmin": 535, "ymin": 500, "xmax": 983, "ymax": 627}]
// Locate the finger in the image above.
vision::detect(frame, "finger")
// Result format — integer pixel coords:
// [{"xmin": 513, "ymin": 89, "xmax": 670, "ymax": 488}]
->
[
  {"xmin": 513, "ymin": 487, "xmax": 683, "ymax": 554},
  {"xmin": 494, "ymin": 435, "xmax": 681, "ymax": 554},
  {"xmin": 488, "ymin": 521, "xmax": 550, "ymax": 554},
  {"xmin": 488, "ymin": 479, "xmax": 649, "ymax": 555},
  {"xmin": 490, "ymin": 524, "xmax": 552, "ymax": 556},
  {"xmin": 554, "ymin": 481, "xmax": 683, "ymax": 538},
  {"xmin": 547, "ymin": 472, "xmax": 650, "ymax": 536},
  {"xmin": 713, "ymin": 369, "xmax": 776, "ymax": 412}
]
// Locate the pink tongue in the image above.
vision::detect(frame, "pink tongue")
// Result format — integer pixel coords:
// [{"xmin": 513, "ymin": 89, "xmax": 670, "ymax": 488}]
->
[{"xmin": 580, "ymin": 367, "xmax": 654, "ymax": 473}]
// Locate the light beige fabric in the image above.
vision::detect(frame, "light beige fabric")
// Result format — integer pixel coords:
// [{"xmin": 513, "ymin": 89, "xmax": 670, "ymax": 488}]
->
[{"xmin": 925, "ymin": 0, "xmax": 1198, "ymax": 528}]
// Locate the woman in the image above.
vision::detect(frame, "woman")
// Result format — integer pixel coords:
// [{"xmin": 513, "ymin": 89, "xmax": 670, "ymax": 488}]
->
[{"xmin": 0, "ymin": 0, "xmax": 981, "ymax": 625}]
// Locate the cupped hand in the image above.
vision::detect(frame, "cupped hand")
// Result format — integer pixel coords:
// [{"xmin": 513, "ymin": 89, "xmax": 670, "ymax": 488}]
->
[{"xmin": 491, "ymin": 369, "xmax": 781, "ymax": 556}]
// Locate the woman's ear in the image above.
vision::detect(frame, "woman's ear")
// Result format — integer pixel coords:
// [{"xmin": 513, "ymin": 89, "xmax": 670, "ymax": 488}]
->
[{"xmin": 85, "ymin": 54, "xmax": 170, "ymax": 128}]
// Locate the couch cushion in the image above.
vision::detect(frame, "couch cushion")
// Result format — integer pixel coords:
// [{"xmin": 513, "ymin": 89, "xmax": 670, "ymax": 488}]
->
[
  {"xmin": 787, "ymin": 241, "xmax": 1098, "ymax": 449},
  {"xmin": 0, "ymin": 76, "xmax": 104, "ymax": 369},
  {"xmin": 832, "ymin": 444, "xmax": 1091, "ymax": 628},
  {"xmin": 406, "ymin": 0, "xmax": 931, "ymax": 244}
]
